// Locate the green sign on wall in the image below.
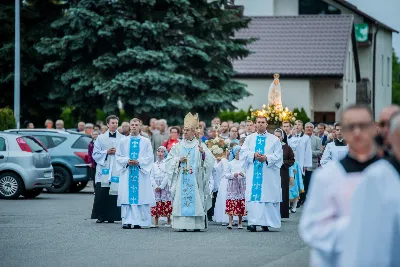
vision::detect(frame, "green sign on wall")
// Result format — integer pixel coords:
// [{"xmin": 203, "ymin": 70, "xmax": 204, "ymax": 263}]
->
[{"xmin": 355, "ymin": 24, "xmax": 369, "ymax": 42}]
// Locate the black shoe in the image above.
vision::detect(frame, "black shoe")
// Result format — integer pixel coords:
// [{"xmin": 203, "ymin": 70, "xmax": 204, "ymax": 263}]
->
[
  {"xmin": 96, "ymin": 219, "xmax": 105, "ymax": 223},
  {"xmin": 133, "ymin": 225, "xmax": 142, "ymax": 229},
  {"xmin": 108, "ymin": 221, "xmax": 114, "ymax": 223},
  {"xmin": 262, "ymin": 226, "xmax": 270, "ymax": 232},
  {"xmin": 193, "ymin": 229, "xmax": 201, "ymax": 232},
  {"xmin": 247, "ymin": 225, "xmax": 257, "ymax": 232},
  {"xmin": 296, "ymin": 202, "xmax": 301, "ymax": 208},
  {"xmin": 122, "ymin": 224, "xmax": 131, "ymax": 229}
]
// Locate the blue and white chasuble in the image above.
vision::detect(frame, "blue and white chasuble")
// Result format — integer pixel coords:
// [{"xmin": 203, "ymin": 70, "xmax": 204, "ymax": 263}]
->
[
  {"xmin": 251, "ymin": 136, "xmax": 266, "ymax": 201},
  {"xmin": 115, "ymin": 135, "xmax": 155, "ymax": 207},
  {"xmin": 240, "ymin": 132, "xmax": 283, "ymax": 203},
  {"xmin": 180, "ymin": 147, "xmax": 196, "ymax": 216},
  {"xmin": 129, "ymin": 137, "xmax": 140, "ymax": 204}
]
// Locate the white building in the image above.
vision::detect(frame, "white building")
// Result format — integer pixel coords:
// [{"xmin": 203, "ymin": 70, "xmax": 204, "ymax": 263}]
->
[{"xmin": 232, "ymin": 0, "xmax": 398, "ymax": 122}]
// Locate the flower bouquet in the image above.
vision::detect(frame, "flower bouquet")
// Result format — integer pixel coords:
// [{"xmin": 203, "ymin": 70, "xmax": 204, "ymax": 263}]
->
[
  {"xmin": 206, "ymin": 136, "xmax": 230, "ymax": 160},
  {"xmin": 248, "ymin": 104, "xmax": 297, "ymax": 126}
]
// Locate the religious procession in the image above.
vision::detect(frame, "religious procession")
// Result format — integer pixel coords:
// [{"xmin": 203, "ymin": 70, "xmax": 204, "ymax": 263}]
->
[
  {"xmin": 2, "ymin": 0, "xmax": 400, "ymax": 266},
  {"xmin": 88, "ymin": 75, "xmax": 400, "ymax": 266}
]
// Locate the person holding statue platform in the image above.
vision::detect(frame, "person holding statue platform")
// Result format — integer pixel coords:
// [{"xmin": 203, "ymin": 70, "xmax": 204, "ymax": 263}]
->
[
  {"xmin": 240, "ymin": 114, "xmax": 283, "ymax": 232},
  {"xmin": 166, "ymin": 113, "xmax": 215, "ymax": 232}
]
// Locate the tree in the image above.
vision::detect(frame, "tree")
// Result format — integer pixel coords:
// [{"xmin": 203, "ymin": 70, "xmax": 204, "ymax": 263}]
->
[
  {"xmin": 0, "ymin": 1, "xmax": 68, "ymax": 126},
  {"xmin": 0, "ymin": 107, "xmax": 16, "ymax": 130},
  {"xmin": 35, "ymin": 0, "xmax": 252, "ymax": 124},
  {"xmin": 293, "ymin": 107, "xmax": 310, "ymax": 123},
  {"xmin": 392, "ymin": 49, "xmax": 400, "ymax": 105}
]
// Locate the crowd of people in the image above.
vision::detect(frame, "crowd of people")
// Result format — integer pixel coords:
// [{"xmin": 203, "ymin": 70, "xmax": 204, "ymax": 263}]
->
[{"xmin": 27, "ymin": 103, "xmax": 400, "ymax": 266}]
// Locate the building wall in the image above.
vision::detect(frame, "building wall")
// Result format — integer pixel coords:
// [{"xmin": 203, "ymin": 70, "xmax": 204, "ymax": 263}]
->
[
  {"xmin": 374, "ymin": 29, "xmax": 393, "ymax": 119},
  {"xmin": 343, "ymin": 36, "xmax": 357, "ymax": 110},
  {"xmin": 274, "ymin": 0, "xmax": 298, "ymax": 15},
  {"xmin": 235, "ymin": 0, "xmax": 273, "ymax": 16},
  {"xmin": 311, "ymin": 79, "xmax": 343, "ymax": 120},
  {"xmin": 234, "ymin": 78, "xmax": 311, "ymax": 116}
]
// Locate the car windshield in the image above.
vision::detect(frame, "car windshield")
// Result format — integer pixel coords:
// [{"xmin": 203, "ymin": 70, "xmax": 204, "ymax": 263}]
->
[
  {"xmin": 22, "ymin": 136, "xmax": 46, "ymax": 152},
  {"xmin": 71, "ymin": 136, "xmax": 92, "ymax": 149}
]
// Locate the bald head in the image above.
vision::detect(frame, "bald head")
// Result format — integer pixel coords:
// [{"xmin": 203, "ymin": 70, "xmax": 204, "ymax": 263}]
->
[
  {"xmin": 379, "ymin": 105, "xmax": 400, "ymax": 146},
  {"xmin": 389, "ymin": 112, "xmax": 400, "ymax": 159}
]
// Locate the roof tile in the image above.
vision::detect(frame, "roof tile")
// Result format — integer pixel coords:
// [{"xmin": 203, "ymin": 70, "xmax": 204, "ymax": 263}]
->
[{"xmin": 233, "ymin": 15, "xmax": 354, "ymax": 76}]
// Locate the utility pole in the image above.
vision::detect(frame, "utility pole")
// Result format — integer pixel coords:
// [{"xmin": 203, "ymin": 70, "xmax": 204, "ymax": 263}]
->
[{"xmin": 14, "ymin": 0, "xmax": 21, "ymax": 129}]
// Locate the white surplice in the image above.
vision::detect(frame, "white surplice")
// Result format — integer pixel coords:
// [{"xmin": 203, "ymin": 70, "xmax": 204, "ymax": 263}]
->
[
  {"xmin": 166, "ymin": 138, "xmax": 215, "ymax": 230},
  {"xmin": 212, "ymin": 159, "xmax": 230, "ymax": 223},
  {"xmin": 288, "ymin": 133, "xmax": 312, "ymax": 175},
  {"xmin": 340, "ymin": 159, "xmax": 400, "ymax": 267},
  {"xmin": 240, "ymin": 132, "xmax": 283, "ymax": 228},
  {"xmin": 299, "ymin": 162, "xmax": 365, "ymax": 267},
  {"xmin": 92, "ymin": 130, "xmax": 124, "ymax": 184},
  {"xmin": 320, "ymin": 142, "xmax": 348, "ymax": 166},
  {"xmin": 116, "ymin": 135, "xmax": 155, "ymax": 227}
]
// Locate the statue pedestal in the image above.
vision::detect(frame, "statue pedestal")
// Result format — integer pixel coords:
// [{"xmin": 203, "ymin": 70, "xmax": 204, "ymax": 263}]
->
[{"xmin": 267, "ymin": 123, "xmax": 280, "ymax": 134}]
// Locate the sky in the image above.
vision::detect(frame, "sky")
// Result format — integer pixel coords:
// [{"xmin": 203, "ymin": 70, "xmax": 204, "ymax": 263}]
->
[{"xmin": 348, "ymin": 0, "xmax": 400, "ymax": 55}]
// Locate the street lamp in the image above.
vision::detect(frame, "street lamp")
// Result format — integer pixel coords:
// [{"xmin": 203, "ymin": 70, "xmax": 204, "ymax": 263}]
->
[{"xmin": 14, "ymin": 0, "xmax": 20, "ymax": 129}]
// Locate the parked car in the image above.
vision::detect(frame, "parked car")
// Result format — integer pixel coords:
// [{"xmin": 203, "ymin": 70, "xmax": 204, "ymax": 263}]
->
[
  {"xmin": 5, "ymin": 129, "xmax": 92, "ymax": 193},
  {"xmin": 0, "ymin": 132, "xmax": 53, "ymax": 199}
]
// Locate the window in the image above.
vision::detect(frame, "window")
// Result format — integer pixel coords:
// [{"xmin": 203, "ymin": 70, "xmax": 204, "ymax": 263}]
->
[
  {"xmin": 299, "ymin": 0, "xmax": 341, "ymax": 15},
  {"xmin": 34, "ymin": 135, "xmax": 49, "ymax": 148},
  {"xmin": 387, "ymin": 57, "xmax": 390, "ymax": 86},
  {"xmin": 22, "ymin": 137, "xmax": 45, "ymax": 152},
  {"xmin": 71, "ymin": 136, "xmax": 92, "ymax": 149},
  {"xmin": 381, "ymin": 55, "xmax": 384, "ymax": 86},
  {"xmin": 0, "ymin": 137, "xmax": 6, "ymax": 151},
  {"xmin": 50, "ymin": 136, "xmax": 67, "ymax": 147}
]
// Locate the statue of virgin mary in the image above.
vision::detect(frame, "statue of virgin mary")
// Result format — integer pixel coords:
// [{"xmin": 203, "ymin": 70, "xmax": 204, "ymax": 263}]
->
[{"xmin": 268, "ymin": 74, "xmax": 283, "ymax": 110}]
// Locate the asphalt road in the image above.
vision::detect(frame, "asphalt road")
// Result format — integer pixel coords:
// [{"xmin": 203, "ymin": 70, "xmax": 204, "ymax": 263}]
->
[{"xmin": 0, "ymin": 190, "xmax": 309, "ymax": 267}]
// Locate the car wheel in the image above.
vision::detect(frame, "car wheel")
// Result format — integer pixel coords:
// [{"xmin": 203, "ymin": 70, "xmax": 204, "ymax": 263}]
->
[
  {"xmin": 0, "ymin": 172, "xmax": 24, "ymax": 199},
  {"xmin": 22, "ymin": 188, "xmax": 43, "ymax": 199},
  {"xmin": 47, "ymin": 166, "xmax": 72, "ymax": 193},
  {"xmin": 69, "ymin": 181, "xmax": 88, "ymax": 193}
]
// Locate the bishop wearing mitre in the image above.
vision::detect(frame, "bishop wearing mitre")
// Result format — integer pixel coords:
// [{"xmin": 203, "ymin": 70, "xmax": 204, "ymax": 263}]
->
[{"xmin": 166, "ymin": 112, "xmax": 215, "ymax": 231}]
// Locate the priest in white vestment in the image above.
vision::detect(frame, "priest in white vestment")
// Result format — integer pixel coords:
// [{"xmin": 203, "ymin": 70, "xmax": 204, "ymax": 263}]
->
[
  {"xmin": 91, "ymin": 115, "xmax": 122, "ymax": 223},
  {"xmin": 341, "ymin": 112, "xmax": 400, "ymax": 267},
  {"xmin": 320, "ymin": 123, "xmax": 348, "ymax": 166},
  {"xmin": 240, "ymin": 116, "xmax": 283, "ymax": 232},
  {"xmin": 299, "ymin": 105, "xmax": 379, "ymax": 267},
  {"xmin": 116, "ymin": 118, "xmax": 155, "ymax": 229},
  {"xmin": 287, "ymin": 120, "xmax": 312, "ymax": 175},
  {"xmin": 166, "ymin": 113, "xmax": 215, "ymax": 231}
]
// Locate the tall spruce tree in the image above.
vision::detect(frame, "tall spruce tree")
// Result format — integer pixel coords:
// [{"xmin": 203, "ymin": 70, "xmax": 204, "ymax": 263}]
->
[
  {"xmin": 35, "ymin": 0, "xmax": 252, "ymax": 124},
  {"xmin": 0, "ymin": 1, "xmax": 68, "ymax": 126}
]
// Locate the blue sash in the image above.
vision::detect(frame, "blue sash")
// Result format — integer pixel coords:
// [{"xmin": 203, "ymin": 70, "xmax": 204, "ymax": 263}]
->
[
  {"xmin": 180, "ymin": 147, "xmax": 196, "ymax": 216},
  {"xmin": 128, "ymin": 137, "xmax": 141, "ymax": 205},
  {"xmin": 251, "ymin": 136, "xmax": 266, "ymax": 201}
]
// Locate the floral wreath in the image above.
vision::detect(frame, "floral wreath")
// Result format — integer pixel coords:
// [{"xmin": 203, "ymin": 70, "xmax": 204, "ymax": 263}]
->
[{"xmin": 248, "ymin": 103, "xmax": 297, "ymax": 125}]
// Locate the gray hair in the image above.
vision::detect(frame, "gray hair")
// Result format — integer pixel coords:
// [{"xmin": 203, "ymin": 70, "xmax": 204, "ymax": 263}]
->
[
  {"xmin": 56, "ymin": 119, "xmax": 64, "ymax": 125},
  {"xmin": 390, "ymin": 112, "xmax": 400, "ymax": 134},
  {"xmin": 305, "ymin": 122, "xmax": 314, "ymax": 128},
  {"xmin": 85, "ymin": 123, "xmax": 94, "ymax": 128},
  {"xmin": 157, "ymin": 119, "xmax": 167, "ymax": 126}
]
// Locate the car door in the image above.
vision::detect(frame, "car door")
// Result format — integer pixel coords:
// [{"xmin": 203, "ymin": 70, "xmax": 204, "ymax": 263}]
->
[{"xmin": 0, "ymin": 135, "xmax": 9, "ymax": 168}]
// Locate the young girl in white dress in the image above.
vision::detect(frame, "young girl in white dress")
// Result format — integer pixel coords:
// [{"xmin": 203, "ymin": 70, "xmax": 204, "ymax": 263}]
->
[
  {"xmin": 222, "ymin": 145, "xmax": 247, "ymax": 229},
  {"xmin": 150, "ymin": 146, "xmax": 172, "ymax": 227}
]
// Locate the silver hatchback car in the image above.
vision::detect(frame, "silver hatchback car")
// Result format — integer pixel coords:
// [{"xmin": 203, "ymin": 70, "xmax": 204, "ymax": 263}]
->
[{"xmin": 0, "ymin": 132, "xmax": 54, "ymax": 199}]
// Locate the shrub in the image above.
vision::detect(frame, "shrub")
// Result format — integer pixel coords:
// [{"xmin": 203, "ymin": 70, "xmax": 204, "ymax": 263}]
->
[
  {"xmin": 293, "ymin": 107, "xmax": 310, "ymax": 123},
  {"xmin": 0, "ymin": 107, "xmax": 16, "ymax": 130}
]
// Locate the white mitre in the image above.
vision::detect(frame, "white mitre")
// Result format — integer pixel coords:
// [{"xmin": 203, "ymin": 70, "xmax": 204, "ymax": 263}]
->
[{"xmin": 184, "ymin": 112, "xmax": 199, "ymax": 130}]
